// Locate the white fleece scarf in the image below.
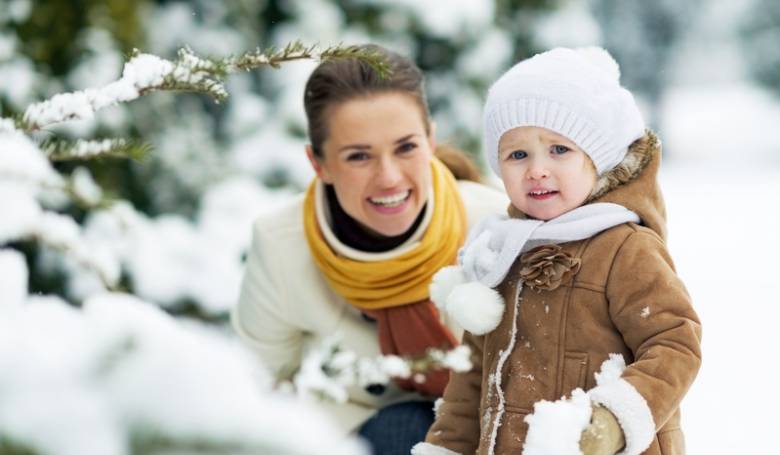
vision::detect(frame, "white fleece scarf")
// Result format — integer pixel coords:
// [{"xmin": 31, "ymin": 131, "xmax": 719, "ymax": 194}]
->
[
  {"xmin": 462, "ymin": 202, "xmax": 639, "ymax": 287},
  {"xmin": 429, "ymin": 202, "xmax": 639, "ymax": 335}
]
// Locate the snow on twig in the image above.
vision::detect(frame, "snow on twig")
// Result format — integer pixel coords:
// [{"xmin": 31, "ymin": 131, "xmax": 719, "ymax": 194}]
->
[
  {"xmin": 19, "ymin": 42, "xmax": 391, "ymax": 132},
  {"xmin": 22, "ymin": 51, "xmax": 180, "ymax": 131},
  {"xmin": 0, "ymin": 126, "xmax": 120, "ymax": 289},
  {"xmin": 0, "ymin": 124, "xmax": 107, "ymax": 209},
  {"xmin": 294, "ymin": 337, "xmax": 472, "ymax": 403},
  {"xmin": 41, "ymin": 138, "xmax": 151, "ymax": 162}
]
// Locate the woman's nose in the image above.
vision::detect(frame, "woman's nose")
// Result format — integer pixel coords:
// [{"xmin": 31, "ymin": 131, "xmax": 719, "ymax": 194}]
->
[{"xmin": 375, "ymin": 157, "xmax": 403, "ymax": 186}]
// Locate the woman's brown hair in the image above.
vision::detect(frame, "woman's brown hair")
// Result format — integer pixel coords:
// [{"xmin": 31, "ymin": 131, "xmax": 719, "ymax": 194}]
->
[{"xmin": 303, "ymin": 44, "xmax": 480, "ymax": 182}]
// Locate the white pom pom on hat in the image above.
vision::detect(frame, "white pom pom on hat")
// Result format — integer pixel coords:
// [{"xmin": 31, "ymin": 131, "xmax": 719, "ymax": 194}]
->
[
  {"xmin": 429, "ymin": 266, "xmax": 504, "ymax": 335},
  {"xmin": 574, "ymin": 46, "xmax": 621, "ymax": 81},
  {"xmin": 482, "ymin": 46, "xmax": 645, "ymax": 177}
]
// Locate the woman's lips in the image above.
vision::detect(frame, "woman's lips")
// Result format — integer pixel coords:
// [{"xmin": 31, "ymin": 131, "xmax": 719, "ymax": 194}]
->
[{"xmin": 368, "ymin": 190, "xmax": 412, "ymax": 214}]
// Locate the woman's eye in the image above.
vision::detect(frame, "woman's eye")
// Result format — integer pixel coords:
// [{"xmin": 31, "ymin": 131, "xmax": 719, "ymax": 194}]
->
[
  {"xmin": 508, "ymin": 150, "xmax": 527, "ymax": 160},
  {"xmin": 397, "ymin": 142, "xmax": 418, "ymax": 153},
  {"xmin": 346, "ymin": 151, "xmax": 370, "ymax": 161},
  {"xmin": 551, "ymin": 144, "xmax": 570, "ymax": 155}
]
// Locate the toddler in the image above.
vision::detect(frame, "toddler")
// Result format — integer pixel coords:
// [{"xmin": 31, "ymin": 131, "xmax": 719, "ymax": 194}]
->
[{"xmin": 413, "ymin": 47, "xmax": 702, "ymax": 455}]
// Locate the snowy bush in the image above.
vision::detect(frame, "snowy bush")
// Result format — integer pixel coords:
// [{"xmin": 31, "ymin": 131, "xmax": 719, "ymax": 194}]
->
[
  {"xmin": 0, "ymin": 3, "xmax": 586, "ymax": 452},
  {"xmin": 0, "ymin": 281, "xmax": 366, "ymax": 455},
  {"xmin": 2, "ymin": 0, "xmax": 565, "ymax": 318},
  {"xmin": 294, "ymin": 337, "xmax": 473, "ymax": 404},
  {"xmin": 0, "ymin": 42, "xmax": 383, "ymax": 455},
  {"xmin": 0, "ymin": 41, "xmax": 475, "ymax": 454},
  {"xmin": 1, "ymin": 41, "xmax": 380, "ymax": 316}
]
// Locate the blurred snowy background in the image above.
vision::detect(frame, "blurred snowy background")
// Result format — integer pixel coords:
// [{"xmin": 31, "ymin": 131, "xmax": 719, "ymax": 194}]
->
[{"xmin": 1, "ymin": 0, "xmax": 778, "ymax": 453}]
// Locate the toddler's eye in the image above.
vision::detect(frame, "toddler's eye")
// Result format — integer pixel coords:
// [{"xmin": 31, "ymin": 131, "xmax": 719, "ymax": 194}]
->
[
  {"xmin": 551, "ymin": 144, "xmax": 570, "ymax": 155},
  {"xmin": 508, "ymin": 150, "xmax": 527, "ymax": 160}
]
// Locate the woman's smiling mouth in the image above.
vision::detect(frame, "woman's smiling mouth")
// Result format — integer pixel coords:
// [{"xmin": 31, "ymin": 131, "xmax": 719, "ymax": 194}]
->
[{"xmin": 369, "ymin": 190, "xmax": 411, "ymax": 208}]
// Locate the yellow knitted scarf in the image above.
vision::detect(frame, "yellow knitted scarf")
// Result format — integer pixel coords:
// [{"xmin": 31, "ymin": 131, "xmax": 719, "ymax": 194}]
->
[{"xmin": 303, "ymin": 158, "xmax": 466, "ymax": 310}]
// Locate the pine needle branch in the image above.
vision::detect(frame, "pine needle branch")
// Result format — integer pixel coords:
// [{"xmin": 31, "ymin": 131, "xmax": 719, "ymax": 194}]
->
[
  {"xmin": 319, "ymin": 43, "xmax": 393, "ymax": 78},
  {"xmin": 41, "ymin": 137, "xmax": 152, "ymax": 162},
  {"xmin": 294, "ymin": 339, "xmax": 472, "ymax": 403},
  {"xmin": 19, "ymin": 41, "xmax": 391, "ymax": 132},
  {"xmin": 25, "ymin": 228, "xmax": 120, "ymax": 291}
]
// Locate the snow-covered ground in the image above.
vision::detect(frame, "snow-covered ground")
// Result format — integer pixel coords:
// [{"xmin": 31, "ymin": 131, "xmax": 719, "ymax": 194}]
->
[{"xmin": 663, "ymin": 161, "xmax": 780, "ymax": 454}]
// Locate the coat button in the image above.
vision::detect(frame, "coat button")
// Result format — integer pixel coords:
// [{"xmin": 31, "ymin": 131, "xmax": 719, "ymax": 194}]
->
[{"xmin": 365, "ymin": 383, "xmax": 386, "ymax": 395}]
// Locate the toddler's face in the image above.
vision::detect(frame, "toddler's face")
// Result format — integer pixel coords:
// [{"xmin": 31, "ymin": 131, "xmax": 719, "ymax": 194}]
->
[{"xmin": 498, "ymin": 126, "xmax": 597, "ymax": 220}]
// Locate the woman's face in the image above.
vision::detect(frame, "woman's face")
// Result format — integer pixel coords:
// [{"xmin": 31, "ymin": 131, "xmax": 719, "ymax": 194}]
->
[{"xmin": 307, "ymin": 92, "xmax": 435, "ymax": 237}]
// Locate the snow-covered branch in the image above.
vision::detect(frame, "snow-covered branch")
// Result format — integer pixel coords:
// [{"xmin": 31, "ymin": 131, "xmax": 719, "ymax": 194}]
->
[
  {"xmin": 0, "ymin": 125, "xmax": 120, "ymax": 289},
  {"xmin": 20, "ymin": 49, "xmax": 221, "ymax": 131},
  {"xmin": 294, "ymin": 337, "xmax": 472, "ymax": 403},
  {"xmin": 29, "ymin": 212, "xmax": 121, "ymax": 290},
  {"xmin": 0, "ymin": 194, "xmax": 121, "ymax": 290},
  {"xmin": 41, "ymin": 138, "xmax": 151, "ymax": 162},
  {"xmin": 18, "ymin": 42, "xmax": 390, "ymax": 132},
  {"xmin": 226, "ymin": 41, "xmax": 392, "ymax": 73},
  {"xmin": 0, "ymin": 292, "xmax": 366, "ymax": 455}
]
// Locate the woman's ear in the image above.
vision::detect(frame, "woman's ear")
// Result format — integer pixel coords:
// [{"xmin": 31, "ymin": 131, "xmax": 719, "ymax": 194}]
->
[{"xmin": 305, "ymin": 145, "xmax": 332, "ymax": 183}]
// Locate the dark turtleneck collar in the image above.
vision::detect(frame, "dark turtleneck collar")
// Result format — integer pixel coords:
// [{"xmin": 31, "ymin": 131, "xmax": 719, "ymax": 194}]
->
[{"xmin": 325, "ymin": 184, "xmax": 425, "ymax": 253}]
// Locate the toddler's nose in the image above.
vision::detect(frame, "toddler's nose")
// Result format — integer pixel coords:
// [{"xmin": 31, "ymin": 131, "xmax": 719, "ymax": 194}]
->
[{"xmin": 527, "ymin": 162, "xmax": 550, "ymax": 180}]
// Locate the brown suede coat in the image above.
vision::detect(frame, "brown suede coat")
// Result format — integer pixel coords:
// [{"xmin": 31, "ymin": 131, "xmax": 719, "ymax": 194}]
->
[{"xmin": 425, "ymin": 132, "xmax": 702, "ymax": 454}]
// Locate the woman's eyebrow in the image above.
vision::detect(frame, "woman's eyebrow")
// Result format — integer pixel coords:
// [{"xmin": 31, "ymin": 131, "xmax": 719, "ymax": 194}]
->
[
  {"xmin": 338, "ymin": 143, "xmax": 371, "ymax": 153},
  {"xmin": 394, "ymin": 133, "xmax": 418, "ymax": 144},
  {"xmin": 337, "ymin": 133, "xmax": 420, "ymax": 153}
]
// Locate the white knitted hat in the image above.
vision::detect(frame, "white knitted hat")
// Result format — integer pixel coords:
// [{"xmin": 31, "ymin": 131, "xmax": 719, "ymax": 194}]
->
[{"xmin": 482, "ymin": 47, "xmax": 645, "ymax": 176}]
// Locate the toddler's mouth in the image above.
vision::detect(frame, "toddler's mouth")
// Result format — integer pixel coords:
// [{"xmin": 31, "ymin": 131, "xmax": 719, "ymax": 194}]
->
[{"xmin": 528, "ymin": 189, "xmax": 559, "ymax": 200}]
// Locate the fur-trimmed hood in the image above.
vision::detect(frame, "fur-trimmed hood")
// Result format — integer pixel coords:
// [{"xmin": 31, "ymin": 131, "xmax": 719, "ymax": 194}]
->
[{"xmin": 588, "ymin": 130, "xmax": 667, "ymax": 240}]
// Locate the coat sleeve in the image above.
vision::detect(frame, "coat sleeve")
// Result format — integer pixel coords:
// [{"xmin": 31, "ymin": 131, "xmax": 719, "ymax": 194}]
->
[
  {"xmin": 414, "ymin": 331, "xmax": 485, "ymax": 455},
  {"xmin": 591, "ymin": 229, "xmax": 702, "ymax": 455},
  {"xmin": 231, "ymin": 222, "xmax": 305, "ymax": 382}
]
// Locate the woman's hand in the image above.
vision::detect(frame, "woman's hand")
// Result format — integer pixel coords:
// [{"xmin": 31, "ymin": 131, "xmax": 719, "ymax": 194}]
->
[{"xmin": 579, "ymin": 405, "xmax": 625, "ymax": 455}]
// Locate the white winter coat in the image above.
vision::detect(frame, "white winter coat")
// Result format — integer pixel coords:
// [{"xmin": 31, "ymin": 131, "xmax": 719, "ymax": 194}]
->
[{"xmin": 232, "ymin": 180, "xmax": 507, "ymax": 433}]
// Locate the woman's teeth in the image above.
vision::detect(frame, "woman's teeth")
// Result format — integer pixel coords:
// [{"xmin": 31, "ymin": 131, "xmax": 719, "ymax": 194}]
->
[
  {"xmin": 370, "ymin": 191, "xmax": 410, "ymax": 207},
  {"xmin": 529, "ymin": 190, "xmax": 556, "ymax": 195}
]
